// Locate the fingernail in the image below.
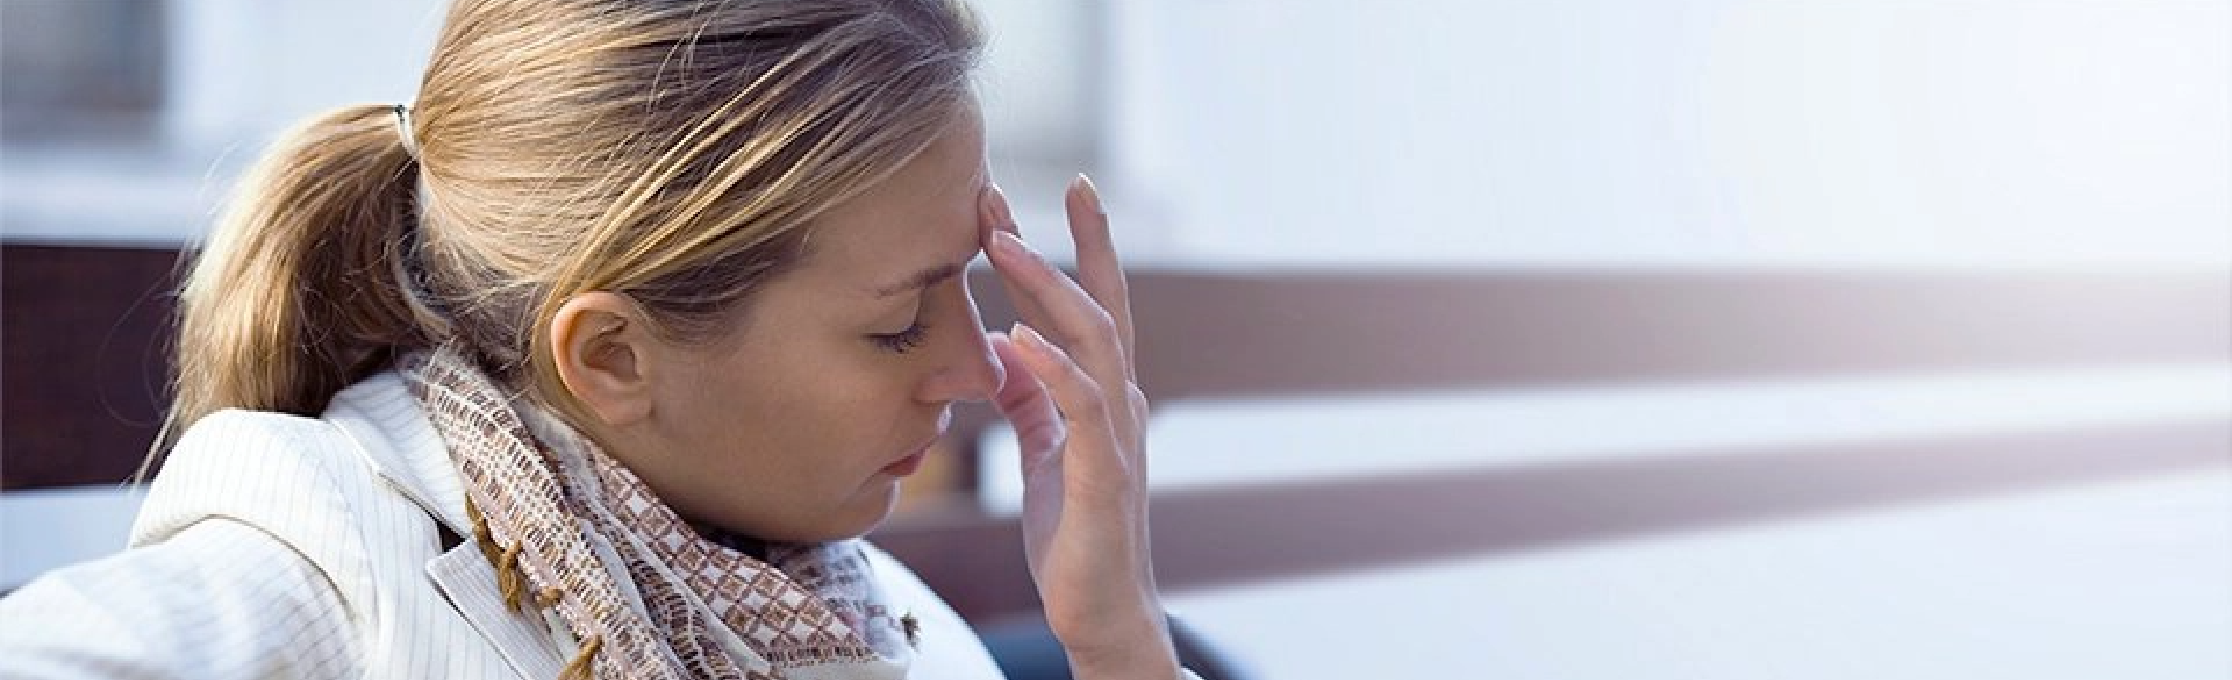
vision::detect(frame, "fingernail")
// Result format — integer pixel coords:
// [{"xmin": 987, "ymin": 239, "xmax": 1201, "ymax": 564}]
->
[
  {"xmin": 986, "ymin": 183, "xmax": 1016, "ymax": 229},
  {"xmin": 991, "ymin": 229, "xmax": 1029, "ymax": 257},
  {"xmin": 1011, "ymin": 322, "xmax": 1047, "ymax": 354},
  {"xmin": 1071, "ymin": 173, "xmax": 1103, "ymax": 215}
]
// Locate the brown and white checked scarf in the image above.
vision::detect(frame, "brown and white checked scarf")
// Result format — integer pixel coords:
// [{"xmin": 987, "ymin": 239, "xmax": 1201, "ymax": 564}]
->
[{"xmin": 402, "ymin": 347, "xmax": 916, "ymax": 680}]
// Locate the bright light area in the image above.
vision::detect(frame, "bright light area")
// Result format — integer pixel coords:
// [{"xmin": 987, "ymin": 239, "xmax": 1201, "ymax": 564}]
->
[
  {"xmin": 1164, "ymin": 469, "xmax": 2232, "ymax": 680},
  {"xmin": 1110, "ymin": 0, "xmax": 2232, "ymax": 269},
  {"xmin": 0, "ymin": 486, "xmax": 146, "ymax": 590}
]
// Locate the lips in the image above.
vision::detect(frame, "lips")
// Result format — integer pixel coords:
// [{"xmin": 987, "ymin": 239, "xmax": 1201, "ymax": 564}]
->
[
  {"xmin": 883, "ymin": 411, "xmax": 953, "ymax": 477},
  {"xmin": 882, "ymin": 434, "xmax": 941, "ymax": 477}
]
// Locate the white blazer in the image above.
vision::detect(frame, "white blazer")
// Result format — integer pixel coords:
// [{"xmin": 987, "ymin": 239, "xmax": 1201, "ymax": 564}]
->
[{"xmin": 0, "ymin": 372, "xmax": 1008, "ymax": 680}]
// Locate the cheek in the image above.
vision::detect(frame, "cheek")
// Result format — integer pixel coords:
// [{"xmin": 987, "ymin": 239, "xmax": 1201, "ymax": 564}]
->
[{"xmin": 695, "ymin": 340, "xmax": 914, "ymax": 469}]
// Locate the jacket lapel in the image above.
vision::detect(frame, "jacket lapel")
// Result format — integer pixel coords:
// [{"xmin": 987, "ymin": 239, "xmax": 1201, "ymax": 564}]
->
[
  {"xmin": 326, "ymin": 374, "xmax": 569, "ymax": 679},
  {"xmin": 426, "ymin": 544, "xmax": 569, "ymax": 680}
]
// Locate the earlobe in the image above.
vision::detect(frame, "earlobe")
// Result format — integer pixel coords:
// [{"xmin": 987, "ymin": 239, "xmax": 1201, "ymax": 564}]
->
[{"xmin": 550, "ymin": 292, "xmax": 655, "ymax": 426}]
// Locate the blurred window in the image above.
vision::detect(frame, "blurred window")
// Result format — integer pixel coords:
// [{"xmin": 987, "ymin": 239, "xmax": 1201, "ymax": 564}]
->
[{"xmin": 1, "ymin": 0, "xmax": 167, "ymax": 145}]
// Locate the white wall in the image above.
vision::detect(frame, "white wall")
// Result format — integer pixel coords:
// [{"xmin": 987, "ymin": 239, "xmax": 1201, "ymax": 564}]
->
[
  {"xmin": 1109, "ymin": 0, "xmax": 2231, "ymax": 269},
  {"xmin": 1081, "ymin": 6, "xmax": 2232, "ymax": 676},
  {"xmin": 2, "ymin": 0, "xmax": 1106, "ymax": 248},
  {"xmin": 16, "ymin": 1, "xmax": 2224, "ymax": 268},
  {"xmin": 164, "ymin": 0, "xmax": 449, "ymax": 156}
]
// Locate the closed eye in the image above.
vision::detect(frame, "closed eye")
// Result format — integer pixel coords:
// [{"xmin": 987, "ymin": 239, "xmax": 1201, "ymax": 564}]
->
[{"xmin": 869, "ymin": 320, "xmax": 931, "ymax": 354}]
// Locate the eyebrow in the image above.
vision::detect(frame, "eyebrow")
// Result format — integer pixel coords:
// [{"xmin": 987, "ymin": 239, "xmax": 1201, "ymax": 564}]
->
[{"xmin": 870, "ymin": 261, "xmax": 965, "ymax": 299}]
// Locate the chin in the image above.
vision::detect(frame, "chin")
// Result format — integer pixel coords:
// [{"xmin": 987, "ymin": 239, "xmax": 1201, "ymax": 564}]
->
[
  {"xmin": 837, "ymin": 484, "xmax": 905, "ymax": 538},
  {"xmin": 775, "ymin": 483, "xmax": 902, "ymax": 543}
]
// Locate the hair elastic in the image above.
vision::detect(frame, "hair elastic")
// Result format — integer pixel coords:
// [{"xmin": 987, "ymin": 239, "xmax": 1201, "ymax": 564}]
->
[{"xmin": 393, "ymin": 104, "xmax": 420, "ymax": 159}]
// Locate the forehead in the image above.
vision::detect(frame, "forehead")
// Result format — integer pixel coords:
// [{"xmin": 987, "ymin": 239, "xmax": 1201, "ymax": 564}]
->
[{"xmin": 794, "ymin": 114, "xmax": 988, "ymax": 289}]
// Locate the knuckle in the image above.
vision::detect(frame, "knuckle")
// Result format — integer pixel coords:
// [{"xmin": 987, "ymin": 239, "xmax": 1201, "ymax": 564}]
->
[
  {"xmin": 1082, "ymin": 307, "xmax": 1118, "ymax": 343},
  {"xmin": 1070, "ymin": 368, "xmax": 1102, "ymax": 394},
  {"xmin": 1067, "ymin": 372, "xmax": 1111, "ymax": 413},
  {"xmin": 1123, "ymin": 384, "xmax": 1151, "ymax": 417}
]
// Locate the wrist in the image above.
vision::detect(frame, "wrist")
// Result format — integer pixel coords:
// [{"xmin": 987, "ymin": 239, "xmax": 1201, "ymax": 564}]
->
[{"xmin": 1060, "ymin": 616, "xmax": 1180, "ymax": 680}]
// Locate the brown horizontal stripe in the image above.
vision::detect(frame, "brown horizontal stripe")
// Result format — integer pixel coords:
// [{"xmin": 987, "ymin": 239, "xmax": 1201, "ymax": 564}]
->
[
  {"xmin": 2, "ymin": 244, "xmax": 181, "ymax": 489},
  {"xmin": 967, "ymin": 268, "xmax": 2232, "ymax": 400},
  {"xmin": 875, "ymin": 419, "xmax": 2231, "ymax": 622},
  {"xmin": 945, "ymin": 267, "xmax": 2230, "ymax": 494},
  {"xmin": 16, "ymin": 244, "xmax": 2219, "ymax": 490}
]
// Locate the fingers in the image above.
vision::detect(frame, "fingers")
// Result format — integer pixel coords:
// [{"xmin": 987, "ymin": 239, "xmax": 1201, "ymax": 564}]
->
[
  {"xmin": 986, "ymin": 332, "xmax": 1064, "ymax": 462},
  {"xmin": 980, "ymin": 184, "xmax": 1054, "ymax": 335},
  {"xmin": 1006, "ymin": 324, "xmax": 1105, "ymax": 425},
  {"xmin": 984, "ymin": 192, "xmax": 1132, "ymax": 394},
  {"xmin": 1008, "ymin": 323, "xmax": 1129, "ymax": 489},
  {"xmin": 977, "ymin": 179, "xmax": 1149, "ymax": 496},
  {"xmin": 1063, "ymin": 175, "xmax": 1138, "ymax": 382}
]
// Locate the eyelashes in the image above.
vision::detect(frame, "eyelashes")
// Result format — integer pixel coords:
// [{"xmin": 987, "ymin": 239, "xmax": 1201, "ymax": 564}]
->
[
  {"xmin": 872, "ymin": 277, "xmax": 963, "ymax": 354},
  {"xmin": 869, "ymin": 320, "xmax": 930, "ymax": 354}
]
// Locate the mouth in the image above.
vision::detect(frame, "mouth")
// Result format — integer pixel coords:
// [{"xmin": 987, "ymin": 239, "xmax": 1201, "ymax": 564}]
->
[
  {"xmin": 881, "ymin": 434, "xmax": 940, "ymax": 477},
  {"xmin": 884, "ymin": 410, "xmax": 953, "ymax": 477}
]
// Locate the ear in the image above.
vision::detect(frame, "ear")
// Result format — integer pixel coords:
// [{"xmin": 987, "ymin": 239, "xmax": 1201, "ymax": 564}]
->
[{"xmin": 550, "ymin": 292, "xmax": 658, "ymax": 427}]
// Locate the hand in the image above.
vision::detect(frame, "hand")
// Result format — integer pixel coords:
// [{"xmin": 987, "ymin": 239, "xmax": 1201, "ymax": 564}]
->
[{"xmin": 979, "ymin": 176, "xmax": 1178, "ymax": 680}]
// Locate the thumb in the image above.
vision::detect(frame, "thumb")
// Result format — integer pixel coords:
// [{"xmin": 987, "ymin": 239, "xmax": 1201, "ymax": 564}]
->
[{"xmin": 988, "ymin": 332, "xmax": 1064, "ymax": 458}]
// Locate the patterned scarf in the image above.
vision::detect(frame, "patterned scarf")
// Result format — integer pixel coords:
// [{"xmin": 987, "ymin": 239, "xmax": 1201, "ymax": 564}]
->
[{"xmin": 402, "ymin": 347, "xmax": 916, "ymax": 680}]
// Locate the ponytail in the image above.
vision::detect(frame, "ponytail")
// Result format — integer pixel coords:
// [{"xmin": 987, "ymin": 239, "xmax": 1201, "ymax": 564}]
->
[{"xmin": 153, "ymin": 105, "xmax": 440, "ymax": 464}]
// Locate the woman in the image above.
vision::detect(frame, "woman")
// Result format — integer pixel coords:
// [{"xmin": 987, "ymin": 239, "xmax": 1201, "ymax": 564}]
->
[{"xmin": 0, "ymin": 1, "xmax": 1194, "ymax": 678}]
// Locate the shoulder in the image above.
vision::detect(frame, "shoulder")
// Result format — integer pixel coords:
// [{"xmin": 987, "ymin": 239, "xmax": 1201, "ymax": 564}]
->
[
  {"xmin": 128, "ymin": 384, "xmax": 459, "ymax": 638},
  {"xmin": 855, "ymin": 543, "xmax": 1211, "ymax": 680},
  {"xmin": 0, "ymin": 519, "xmax": 359, "ymax": 679},
  {"xmin": 103, "ymin": 383, "xmax": 487, "ymax": 676},
  {"xmin": 132, "ymin": 409, "xmax": 382, "ymax": 592},
  {"xmin": 857, "ymin": 540, "xmax": 953, "ymax": 624},
  {"xmin": 858, "ymin": 540, "xmax": 1008, "ymax": 679},
  {"xmin": 135, "ymin": 372, "xmax": 452, "ymax": 564}
]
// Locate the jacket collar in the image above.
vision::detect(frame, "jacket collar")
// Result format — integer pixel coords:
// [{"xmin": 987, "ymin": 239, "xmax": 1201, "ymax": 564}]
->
[
  {"xmin": 323, "ymin": 371, "xmax": 473, "ymax": 538},
  {"xmin": 325, "ymin": 371, "xmax": 572, "ymax": 679}
]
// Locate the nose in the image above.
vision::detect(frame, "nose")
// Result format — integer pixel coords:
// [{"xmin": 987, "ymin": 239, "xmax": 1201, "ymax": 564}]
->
[{"xmin": 918, "ymin": 284, "xmax": 1004, "ymax": 405}]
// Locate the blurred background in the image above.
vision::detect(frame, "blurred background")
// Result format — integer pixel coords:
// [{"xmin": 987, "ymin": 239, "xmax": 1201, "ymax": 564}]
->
[{"xmin": 3, "ymin": 1, "xmax": 2228, "ymax": 678}]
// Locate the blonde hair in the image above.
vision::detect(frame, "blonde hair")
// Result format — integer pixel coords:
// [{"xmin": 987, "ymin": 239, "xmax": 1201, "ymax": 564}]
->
[{"xmin": 157, "ymin": 0, "xmax": 983, "ymax": 461}]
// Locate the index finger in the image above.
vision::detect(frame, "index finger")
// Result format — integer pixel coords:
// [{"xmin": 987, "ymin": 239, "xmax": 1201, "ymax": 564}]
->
[
  {"xmin": 981, "ymin": 184, "xmax": 1055, "ymax": 343},
  {"xmin": 982, "ymin": 199, "xmax": 1132, "ymax": 395},
  {"xmin": 1063, "ymin": 174, "xmax": 1138, "ymax": 382}
]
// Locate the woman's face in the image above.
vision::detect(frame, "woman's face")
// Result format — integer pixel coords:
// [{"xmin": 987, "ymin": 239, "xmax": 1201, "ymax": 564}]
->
[{"xmin": 614, "ymin": 112, "xmax": 1003, "ymax": 543}]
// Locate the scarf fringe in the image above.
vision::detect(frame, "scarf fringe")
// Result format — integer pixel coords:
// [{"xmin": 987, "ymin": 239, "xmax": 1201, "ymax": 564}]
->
[
  {"xmin": 498, "ymin": 542, "xmax": 527, "ymax": 611},
  {"xmin": 467, "ymin": 497, "xmax": 502, "ymax": 570},
  {"xmin": 468, "ymin": 494, "xmax": 535, "ymax": 612},
  {"xmin": 559, "ymin": 635, "xmax": 602, "ymax": 680}
]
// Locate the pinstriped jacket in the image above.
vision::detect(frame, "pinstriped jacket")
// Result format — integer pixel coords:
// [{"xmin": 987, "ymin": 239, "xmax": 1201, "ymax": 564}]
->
[{"xmin": 0, "ymin": 371, "xmax": 1007, "ymax": 679}]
